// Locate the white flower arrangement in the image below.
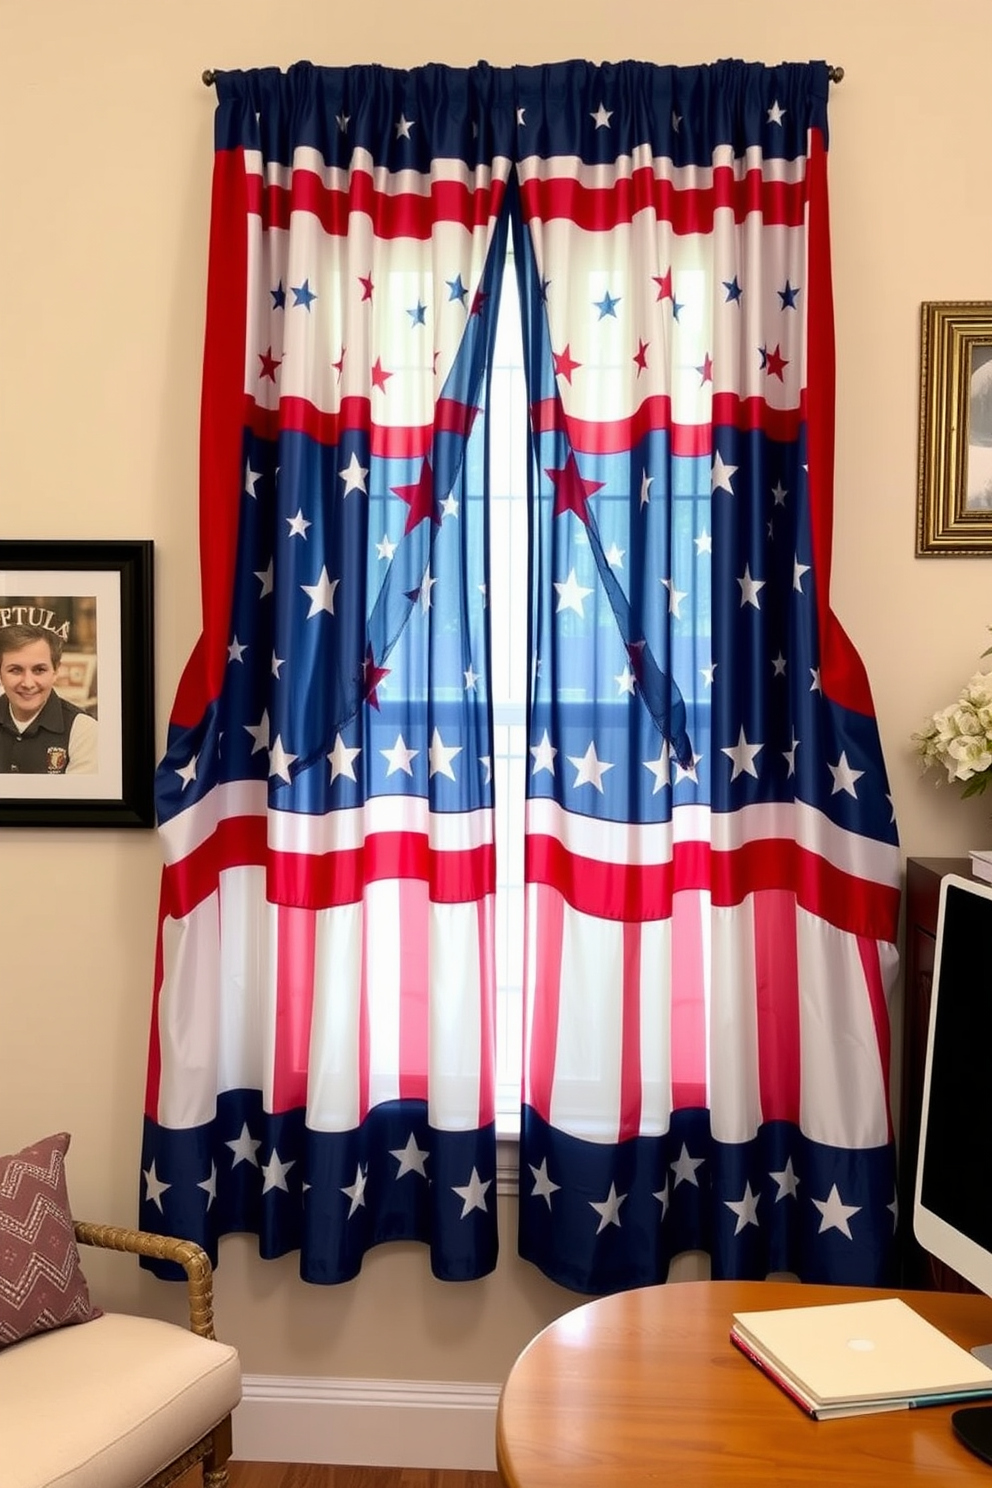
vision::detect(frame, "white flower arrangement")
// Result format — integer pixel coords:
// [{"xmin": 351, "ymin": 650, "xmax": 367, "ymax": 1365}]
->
[{"xmin": 912, "ymin": 636, "xmax": 992, "ymax": 798}]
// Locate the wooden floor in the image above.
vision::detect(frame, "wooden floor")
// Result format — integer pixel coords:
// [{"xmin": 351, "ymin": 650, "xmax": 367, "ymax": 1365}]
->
[{"xmin": 224, "ymin": 1469, "xmax": 499, "ymax": 1488}]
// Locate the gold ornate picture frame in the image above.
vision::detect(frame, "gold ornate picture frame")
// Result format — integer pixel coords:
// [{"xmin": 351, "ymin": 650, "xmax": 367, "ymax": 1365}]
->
[{"xmin": 917, "ymin": 301, "xmax": 992, "ymax": 555}]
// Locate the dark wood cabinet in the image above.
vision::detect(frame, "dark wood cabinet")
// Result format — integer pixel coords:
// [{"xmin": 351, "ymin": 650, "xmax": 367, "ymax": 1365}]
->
[{"xmin": 898, "ymin": 855, "xmax": 974, "ymax": 1290}]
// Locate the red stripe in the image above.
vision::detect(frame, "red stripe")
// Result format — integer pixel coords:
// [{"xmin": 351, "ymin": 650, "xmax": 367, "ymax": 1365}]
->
[
  {"xmin": 530, "ymin": 390, "xmax": 807, "ymax": 457},
  {"xmin": 525, "ymin": 883, "xmax": 564, "ymax": 1121},
  {"xmin": 752, "ymin": 889, "xmax": 801, "ymax": 1122},
  {"xmin": 246, "ymin": 393, "xmax": 481, "ymax": 460},
  {"xmin": 248, "ymin": 167, "xmax": 508, "ymax": 238},
  {"xmin": 617, "ymin": 922, "xmax": 642, "ymax": 1141},
  {"xmin": 524, "ymin": 833, "xmax": 900, "ymax": 942},
  {"xmin": 805, "ymin": 129, "xmax": 874, "ymax": 717},
  {"xmin": 857, "ymin": 934, "xmax": 894, "ymax": 1141},
  {"xmin": 519, "ymin": 163, "xmax": 809, "ymax": 234},
  {"xmin": 398, "ymin": 880, "xmax": 429, "ymax": 1102},
  {"xmin": 271, "ymin": 905, "xmax": 316, "ymax": 1113},
  {"xmin": 670, "ymin": 889, "xmax": 707, "ymax": 1109},
  {"xmin": 172, "ymin": 147, "xmax": 249, "ymax": 728},
  {"xmin": 162, "ymin": 820, "xmax": 495, "ymax": 917}
]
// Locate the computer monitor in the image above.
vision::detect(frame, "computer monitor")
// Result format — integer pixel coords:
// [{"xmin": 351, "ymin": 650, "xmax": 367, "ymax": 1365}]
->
[{"xmin": 914, "ymin": 870, "xmax": 992, "ymax": 1463}]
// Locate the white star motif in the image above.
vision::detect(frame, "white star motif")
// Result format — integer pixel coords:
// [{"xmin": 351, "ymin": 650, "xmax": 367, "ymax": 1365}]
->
[
  {"xmin": 227, "ymin": 635, "xmax": 247, "ymax": 663},
  {"xmin": 772, "ymin": 652, "xmax": 787, "ymax": 677},
  {"xmin": 176, "ymin": 754, "xmax": 198, "ymax": 789},
  {"xmin": 711, "ymin": 451, "xmax": 738, "ymax": 493},
  {"xmin": 770, "ymin": 1158, "xmax": 799, "ymax": 1201},
  {"xmin": 673, "ymin": 751, "xmax": 702, "ymax": 784},
  {"xmin": 567, "ymin": 741, "xmax": 614, "ymax": 793},
  {"xmin": 661, "ymin": 576, "xmax": 688, "ymax": 617},
  {"xmin": 590, "ymin": 1182, "xmax": 626, "ymax": 1234},
  {"xmin": 591, "ymin": 102, "xmax": 613, "ymax": 128},
  {"xmin": 453, "ymin": 1167, "xmax": 491, "ymax": 1217},
  {"xmin": 255, "ymin": 560, "xmax": 274, "ymax": 597},
  {"xmin": 771, "ymin": 480, "xmax": 788, "ymax": 505},
  {"xmin": 381, "ymin": 734, "xmax": 418, "ymax": 777},
  {"xmin": 516, "ymin": 107, "xmax": 526, "ymax": 126},
  {"xmin": 671, "ymin": 1143, "xmax": 705, "ymax": 1188},
  {"xmin": 441, "ymin": 493, "xmax": 459, "ymax": 519},
  {"xmin": 615, "ymin": 665, "xmax": 636, "ymax": 696},
  {"xmin": 395, "ymin": 113, "xmax": 415, "ymax": 138},
  {"xmin": 143, "ymin": 1160, "xmax": 171, "ymax": 1213},
  {"xmin": 530, "ymin": 730, "xmax": 557, "ymax": 775},
  {"xmin": 226, "ymin": 1123, "xmax": 261, "ymax": 1168},
  {"xmin": 701, "ymin": 662, "xmax": 716, "ymax": 687},
  {"xmin": 671, "ymin": 110, "xmax": 681, "ymax": 132},
  {"xmin": 463, "ymin": 666, "xmax": 478, "ymax": 691},
  {"xmin": 245, "ymin": 462, "xmax": 262, "ymax": 498},
  {"xmin": 244, "ymin": 709, "xmax": 270, "ymax": 755},
  {"xmin": 722, "ymin": 726, "xmax": 762, "ymax": 781},
  {"xmin": 553, "ymin": 567, "xmax": 594, "ymax": 617},
  {"xmin": 783, "ymin": 735, "xmax": 799, "ymax": 777},
  {"xmin": 197, "ymin": 1162, "xmax": 217, "ymax": 1210},
  {"xmin": 418, "ymin": 568, "xmax": 437, "ymax": 613},
  {"xmin": 793, "ymin": 557, "xmax": 811, "ymax": 592},
  {"xmin": 767, "ymin": 99, "xmax": 786, "ymax": 125},
  {"xmin": 640, "ymin": 470, "xmax": 653, "ymax": 506},
  {"xmin": 376, "ymin": 534, "xmax": 397, "ymax": 562},
  {"xmin": 529, "ymin": 1158, "xmax": 561, "ymax": 1208},
  {"xmin": 812, "ymin": 1183, "xmax": 861, "ymax": 1239},
  {"xmin": 336, "ymin": 111, "xmax": 350, "ymax": 133},
  {"xmin": 286, "ymin": 508, "xmax": 312, "ymax": 539},
  {"xmin": 261, "ymin": 1149, "xmax": 295, "ymax": 1193},
  {"xmin": 328, "ymin": 733, "xmax": 361, "ymax": 783},
  {"xmin": 605, "ymin": 542, "xmax": 625, "ymax": 568},
  {"xmin": 429, "ymin": 727, "xmax": 462, "ymax": 780},
  {"xmin": 695, "ymin": 528, "xmax": 712, "ymax": 555},
  {"xmin": 271, "ymin": 651, "xmax": 285, "ymax": 678},
  {"xmin": 737, "ymin": 564, "xmax": 765, "ymax": 608},
  {"xmin": 809, "ymin": 667, "xmax": 822, "ymax": 693},
  {"xmin": 643, "ymin": 743, "xmax": 671, "ymax": 795},
  {"xmin": 480, "ymin": 753, "xmax": 492, "ymax": 785},
  {"xmin": 654, "ymin": 1176, "xmax": 670, "ymax": 1221},
  {"xmin": 342, "ymin": 1164, "xmax": 368, "ymax": 1218},
  {"xmin": 339, "ymin": 452, "xmax": 369, "ymax": 495},
  {"xmin": 829, "ymin": 750, "xmax": 864, "ymax": 798},
  {"xmin": 268, "ymin": 735, "xmax": 298, "ymax": 783},
  {"xmin": 725, "ymin": 1181, "xmax": 761, "ymax": 1236},
  {"xmin": 301, "ymin": 566, "xmax": 339, "ymax": 617},
  {"xmin": 391, "ymin": 1133, "xmax": 429, "ymax": 1178}
]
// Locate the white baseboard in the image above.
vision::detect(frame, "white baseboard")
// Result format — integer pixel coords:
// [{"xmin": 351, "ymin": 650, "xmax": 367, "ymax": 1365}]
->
[{"xmin": 233, "ymin": 1374, "xmax": 501, "ymax": 1470}]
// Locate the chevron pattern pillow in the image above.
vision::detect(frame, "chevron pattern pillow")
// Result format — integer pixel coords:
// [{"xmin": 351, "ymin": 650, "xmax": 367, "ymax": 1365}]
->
[{"xmin": 0, "ymin": 1132, "xmax": 100, "ymax": 1349}]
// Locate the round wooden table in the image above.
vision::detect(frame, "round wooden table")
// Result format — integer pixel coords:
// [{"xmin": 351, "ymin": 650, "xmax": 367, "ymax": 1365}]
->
[{"xmin": 496, "ymin": 1280, "xmax": 992, "ymax": 1486}]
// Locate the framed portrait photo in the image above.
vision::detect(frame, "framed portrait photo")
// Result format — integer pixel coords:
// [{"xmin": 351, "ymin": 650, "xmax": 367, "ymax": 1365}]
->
[
  {"xmin": 917, "ymin": 301, "xmax": 992, "ymax": 555},
  {"xmin": 0, "ymin": 540, "xmax": 154, "ymax": 827}
]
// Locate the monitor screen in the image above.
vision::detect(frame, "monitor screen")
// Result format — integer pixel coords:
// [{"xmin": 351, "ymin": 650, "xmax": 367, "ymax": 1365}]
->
[{"xmin": 914, "ymin": 872, "xmax": 992, "ymax": 1293}]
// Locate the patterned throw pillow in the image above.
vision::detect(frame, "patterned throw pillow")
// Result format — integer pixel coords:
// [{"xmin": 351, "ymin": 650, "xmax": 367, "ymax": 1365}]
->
[{"xmin": 0, "ymin": 1131, "xmax": 100, "ymax": 1349}]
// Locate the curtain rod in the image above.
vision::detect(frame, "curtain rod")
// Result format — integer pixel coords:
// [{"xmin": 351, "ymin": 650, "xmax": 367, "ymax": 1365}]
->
[{"xmin": 201, "ymin": 64, "xmax": 845, "ymax": 88}]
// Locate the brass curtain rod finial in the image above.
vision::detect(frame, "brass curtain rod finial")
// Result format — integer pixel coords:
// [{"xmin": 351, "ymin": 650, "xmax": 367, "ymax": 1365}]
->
[
  {"xmin": 829, "ymin": 65, "xmax": 845, "ymax": 84},
  {"xmin": 202, "ymin": 69, "xmax": 216, "ymax": 88}
]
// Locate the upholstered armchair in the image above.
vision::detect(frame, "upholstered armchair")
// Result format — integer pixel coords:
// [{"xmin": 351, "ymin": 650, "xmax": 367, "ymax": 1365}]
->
[{"xmin": 0, "ymin": 1133, "xmax": 241, "ymax": 1488}]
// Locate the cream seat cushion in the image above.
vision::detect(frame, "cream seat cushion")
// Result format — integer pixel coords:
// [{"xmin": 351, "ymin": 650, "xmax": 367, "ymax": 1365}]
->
[{"xmin": 0, "ymin": 1310, "xmax": 241, "ymax": 1488}]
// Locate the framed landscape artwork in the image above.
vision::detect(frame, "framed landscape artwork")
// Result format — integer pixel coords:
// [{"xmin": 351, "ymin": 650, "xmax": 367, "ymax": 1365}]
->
[
  {"xmin": 917, "ymin": 301, "xmax": 992, "ymax": 555},
  {"xmin": 0, "ymin": 540, "xmax": 155, "ymax": 826}
]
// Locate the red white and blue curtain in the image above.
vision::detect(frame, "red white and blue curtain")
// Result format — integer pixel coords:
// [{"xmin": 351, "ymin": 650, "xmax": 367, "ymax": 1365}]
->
[{"xmin": 141, "ymin": 59, "xmax": 902, "ymax": 1294}]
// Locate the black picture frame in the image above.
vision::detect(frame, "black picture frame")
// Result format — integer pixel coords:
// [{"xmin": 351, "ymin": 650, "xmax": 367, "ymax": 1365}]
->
[{"xmin": 0, "ymin": 540, "xmax": 155, "ymax": 827}]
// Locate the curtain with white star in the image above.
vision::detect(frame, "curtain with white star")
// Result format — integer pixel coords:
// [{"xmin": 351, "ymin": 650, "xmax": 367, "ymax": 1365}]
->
[
  {"xmin": 511, "ymin": 60, "xmax": 903, "ymax": 1294},
  {"xmin": 140, "ymin": 62, "xmax": 518, "ymax": 1282}
]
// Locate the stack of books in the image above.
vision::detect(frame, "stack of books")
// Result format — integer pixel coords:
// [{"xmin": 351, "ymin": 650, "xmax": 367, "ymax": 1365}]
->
[{"xmin": 730, "ymin": 1297, "xmax": 992, "ymax": 1420}]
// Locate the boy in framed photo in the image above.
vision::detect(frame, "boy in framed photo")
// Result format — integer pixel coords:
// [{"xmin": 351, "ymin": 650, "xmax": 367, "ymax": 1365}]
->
[{"xmin": 0, "ymin": 622, "xmax": 98, "ymax": 774}]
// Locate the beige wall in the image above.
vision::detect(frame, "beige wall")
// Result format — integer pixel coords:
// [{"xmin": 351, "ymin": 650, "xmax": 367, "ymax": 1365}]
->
[{"xmin": 1, "ymin": 0, "xmax": 990, "ymax": 1388}]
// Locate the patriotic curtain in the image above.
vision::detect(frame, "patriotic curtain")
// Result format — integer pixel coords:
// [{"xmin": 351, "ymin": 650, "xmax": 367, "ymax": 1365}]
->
[
  {"xmin": 510, "ymin": 62, "xmax": 901, "ymax": 1293},
  {"xmin": 140, "ymin": 58, "xmax": 902, "ymax": 1294}
]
